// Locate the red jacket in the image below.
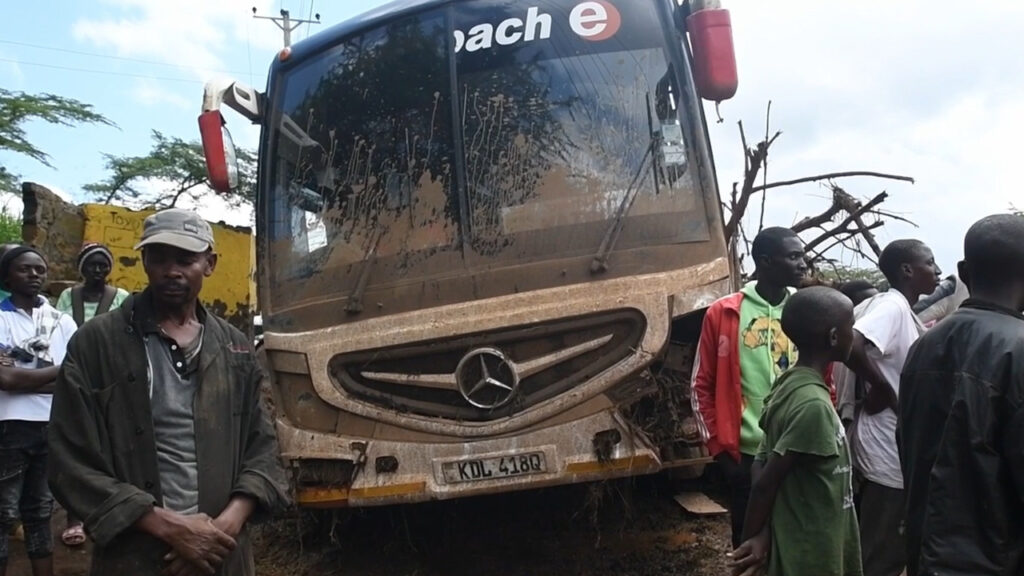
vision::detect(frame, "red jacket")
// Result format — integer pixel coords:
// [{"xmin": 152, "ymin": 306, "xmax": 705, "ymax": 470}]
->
[
  {"xmin": 690, "ymin": 292, "xmax": 745, "ymax": 462},
  {"xmin": 689, "ymin": 292, "xmax": 837, "ymax": 463}
]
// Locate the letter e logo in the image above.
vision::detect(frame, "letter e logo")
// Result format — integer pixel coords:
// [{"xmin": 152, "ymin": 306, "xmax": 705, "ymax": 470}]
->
[{"xmin": 570, "ymin": 1, "xmax": 621, "ymax": 42}]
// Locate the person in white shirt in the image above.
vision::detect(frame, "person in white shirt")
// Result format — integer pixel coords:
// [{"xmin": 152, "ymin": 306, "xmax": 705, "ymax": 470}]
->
[
  {"xmin": 843, "ymin": 239, "xmax": 941, "ymax": 576},
  {"xmin": 0, "ymin": 246, "xmax": 76, "ymax": 576}
]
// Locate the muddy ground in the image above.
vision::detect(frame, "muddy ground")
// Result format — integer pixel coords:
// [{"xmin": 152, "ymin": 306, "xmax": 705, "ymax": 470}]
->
[{"xmin": 8, "ymin": 474, "xmax": 732, "ymax": 576}]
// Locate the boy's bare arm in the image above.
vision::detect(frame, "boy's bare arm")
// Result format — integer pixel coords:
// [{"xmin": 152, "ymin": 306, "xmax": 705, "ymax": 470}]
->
[
  {"xmin": 845, "ymin": 332, "xmax": 897, "ymax": 414},
  {"xmin": 729, "ymin": 453, "xmax": 800, "ymax": 575},
  {"xmin": 741, "ymin": 453, "xmax": 799, "ymax": 541}
]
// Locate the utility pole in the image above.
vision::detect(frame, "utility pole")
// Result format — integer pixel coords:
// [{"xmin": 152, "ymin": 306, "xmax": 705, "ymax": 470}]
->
[{"xmin": 252, "ymin": 7, "xmax": 320, "ymax": 48}]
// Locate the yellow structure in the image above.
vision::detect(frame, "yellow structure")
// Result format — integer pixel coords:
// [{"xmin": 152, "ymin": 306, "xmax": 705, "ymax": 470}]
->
[{"xmin": 80, "ymin": 204, "xmax": 255, "ymax": 327}]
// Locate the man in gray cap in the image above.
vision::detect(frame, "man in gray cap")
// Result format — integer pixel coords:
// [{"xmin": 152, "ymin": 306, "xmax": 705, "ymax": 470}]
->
[{"xmin": 47, "ymin": 208, "xmax": 289, "ymax": 576}]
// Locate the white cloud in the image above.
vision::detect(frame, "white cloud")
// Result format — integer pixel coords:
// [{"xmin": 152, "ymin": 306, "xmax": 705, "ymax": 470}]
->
[
  {"xmin": 45, "ymin": 185, "xmax": 74, "ymax": 203},
  {"xmin": 707, "ymin": 0, "xmax": 1024, "ymax": 274},
  {"xmin": 130, "ymin": 179, "xmax": 253, "ymax": 227},
  {"xmin": 132, "ymin": 79, "xmax": 193, "ymax": 110},
  {"xmin": 72, "ymin": 0, "xmax": 280, "ymax": 82},
  {"xmin": 1, "ymin": 193, "xmax": 23, "ymax": 219}
]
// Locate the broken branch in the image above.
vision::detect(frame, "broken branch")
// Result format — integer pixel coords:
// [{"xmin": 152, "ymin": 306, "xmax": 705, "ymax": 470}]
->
[
  {"xmin": 750, "ymin": 171, "xmax": 914, "ymax": 195},
  {"xmin": 803, "ymin": 192, "xmax": 888, "ymax": 254}
]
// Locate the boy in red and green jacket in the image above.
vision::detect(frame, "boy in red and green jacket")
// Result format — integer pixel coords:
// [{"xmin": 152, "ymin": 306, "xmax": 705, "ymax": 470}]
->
[{"xmin": 690, "ymin": 227, "xmax": 808, "ymax": 548}]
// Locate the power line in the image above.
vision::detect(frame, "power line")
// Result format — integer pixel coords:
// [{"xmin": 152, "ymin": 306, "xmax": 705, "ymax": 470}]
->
[
  {"xmin": 0, "ymin": 39, "xmax": 252, "ymax": 77},
  {"xmin": 305, "ymin": 0, "xmax": 317, "ymax": 40},
  {"xmin": 0, "ymin": 57, "xmax": 208, "ymax": 85}
]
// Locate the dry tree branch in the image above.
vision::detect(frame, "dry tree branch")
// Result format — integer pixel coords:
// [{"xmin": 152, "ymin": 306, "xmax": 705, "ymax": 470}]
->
[
  {"xmin": 792, "ymin": 202, "xmax": 844, "ymax": 233},
  {"xmin": 750, "ymin": 171, "xmax": 915, "ymax": 195},
  {"xmin": 758, "ymin": 100, "xmax": 772, "ymax": 233},
  {"xmin": 804, "ymin": 191, "xmax": 888, "ymax": 254},
  {"xmin": 807, "ymin": 221, "xmax": 885, "ymax": 262},
  {"xmin": 724, "ymin": 119, "xmax": 782, "ymax": 243}
]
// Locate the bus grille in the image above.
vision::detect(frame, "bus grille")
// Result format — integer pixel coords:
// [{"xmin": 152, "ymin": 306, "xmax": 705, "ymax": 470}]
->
[{"xmin": 328, "ymin": 310, "xmax": 646, "ymax": 422}]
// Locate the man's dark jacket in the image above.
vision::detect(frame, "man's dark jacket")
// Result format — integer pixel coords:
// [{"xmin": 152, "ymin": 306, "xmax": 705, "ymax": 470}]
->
[
  {"xmin": 47, "ymin": 291, "xmax": 290, "ymax": 575},
  {"xmin": 899, "ymin": 300, "xmax": 1024, "ymax": 576}
]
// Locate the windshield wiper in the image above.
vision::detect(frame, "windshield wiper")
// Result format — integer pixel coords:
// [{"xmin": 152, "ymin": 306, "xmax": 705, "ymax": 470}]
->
[
  {"xmin": 344, "ymin": 228, "xmax": 383, "ymax": 314},
  {"xmin": 590, "ymin": 93, "xmax": 661, "ymax": 274}
]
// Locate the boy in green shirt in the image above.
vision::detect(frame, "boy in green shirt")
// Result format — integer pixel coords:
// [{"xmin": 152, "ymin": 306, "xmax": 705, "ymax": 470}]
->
[{"xmin": 730, "ymin": 286, "xmax": 862, "ymax": 576}]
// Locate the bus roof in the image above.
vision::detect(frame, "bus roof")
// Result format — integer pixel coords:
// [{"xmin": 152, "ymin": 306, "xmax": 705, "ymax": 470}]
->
[{"xmin": 287, "ymin": 0, "xmax": 447, "ymax": 63}]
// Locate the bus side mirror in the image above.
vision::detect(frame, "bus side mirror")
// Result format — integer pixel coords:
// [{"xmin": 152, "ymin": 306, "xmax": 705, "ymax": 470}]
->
[
  {"xmin": 686, "ymin": 7, "xmax": 738, "ymax": 102},
  {"xmin": 199, "ymin": 110, "xmax": 240, "ymax": 193}
]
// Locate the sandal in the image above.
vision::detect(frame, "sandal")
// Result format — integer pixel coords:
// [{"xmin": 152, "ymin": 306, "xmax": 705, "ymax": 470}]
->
[{"xmin": 61, "ymin": 523, "xmax": 86, "ymax": 547}]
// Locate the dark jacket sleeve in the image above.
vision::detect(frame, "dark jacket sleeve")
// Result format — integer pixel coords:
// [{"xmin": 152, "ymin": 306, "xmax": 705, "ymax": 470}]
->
[
  {"xmin": 230, "ymin": 343, "xmax": 291, "ymax": 519},
  {"xmin": 47, "ymin": 337, "xmax": 157, "ymax": 546},
  {"xmin": 1006, "ymin": 393, "xmax": 1024, "ymax": 501}
]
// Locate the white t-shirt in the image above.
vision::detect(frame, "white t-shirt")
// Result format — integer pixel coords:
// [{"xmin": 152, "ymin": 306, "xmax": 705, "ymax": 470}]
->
[
  {"xmin": 852, "ymin": 290, "xmax": 925, "ymax": 489},
  {"xmin": 0, "ymin": 297, "xmax": 78, "ymax": 422}
]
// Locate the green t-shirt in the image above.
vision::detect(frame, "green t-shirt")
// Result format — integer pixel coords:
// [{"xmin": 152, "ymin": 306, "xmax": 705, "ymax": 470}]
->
[
  {"xmin": 737, "ymin": 282, "xmax": 797, "ymax": 454},
  {"xmin": 756, "ymin": 366, "xmax": 862, "ymax": 576},
  {"xmin": 56, "ymin": 286, "xmax": 130, "ymax": 324}
]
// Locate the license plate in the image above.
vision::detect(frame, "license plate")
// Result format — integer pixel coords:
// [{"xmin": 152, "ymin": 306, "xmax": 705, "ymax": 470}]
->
[{"xmin": 441, "ymin": 452, "xmax": 547, "ymax": 484}]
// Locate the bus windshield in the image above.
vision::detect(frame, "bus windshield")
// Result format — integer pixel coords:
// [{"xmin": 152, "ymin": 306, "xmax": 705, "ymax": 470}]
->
[{"xmin": 263, "ymin": 0, "xmax": 710, "ymax": 311}]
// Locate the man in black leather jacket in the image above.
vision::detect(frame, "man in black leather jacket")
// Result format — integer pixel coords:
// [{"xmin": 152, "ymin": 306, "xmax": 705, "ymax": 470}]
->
[{"xmin": 899, "ymin": 213, "xmax": 1024, "ymax": 576}]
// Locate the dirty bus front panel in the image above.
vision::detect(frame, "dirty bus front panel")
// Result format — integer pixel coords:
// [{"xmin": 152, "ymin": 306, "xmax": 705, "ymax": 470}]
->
[{"xmin": 257, "ymin": 0, "xmax": 731, "ymax": 507}]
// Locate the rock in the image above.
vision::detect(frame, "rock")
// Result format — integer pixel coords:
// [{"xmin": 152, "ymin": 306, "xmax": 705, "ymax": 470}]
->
[{"xmin": 21, "ymin": 182, "xmax": 84, "ymax": 287}]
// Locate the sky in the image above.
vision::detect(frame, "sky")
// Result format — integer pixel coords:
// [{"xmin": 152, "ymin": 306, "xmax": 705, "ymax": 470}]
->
[{"xmin": 1, "ymin": 0, "xmax": 1022, "ymax": 276}]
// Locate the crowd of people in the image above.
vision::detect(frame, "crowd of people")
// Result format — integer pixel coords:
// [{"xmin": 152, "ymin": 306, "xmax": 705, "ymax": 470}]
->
[
  {"xmin": 0, "ymin": 209, "xmax": 287, "ymax": 576},
  {"xmin": 0, "ymin": 206, "xmax": 1020, "ymax": 576},
  {"xmin": 697, "ymin": 216, "xmax": 1024, "ymax": 576}
]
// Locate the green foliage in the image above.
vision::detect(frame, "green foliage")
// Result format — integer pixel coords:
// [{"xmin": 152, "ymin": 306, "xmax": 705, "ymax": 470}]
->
[
  {"xmin": 0, "ymin": 89, "xmax": 115, "ymax": 193},
  {"xmin": 85, "ymin": 130, "xmax": 256, "ymax": 208},
  {"xmin": 0, "ymin": 205, "xmax": 21, "ymax": 244},
  {"xmin": 815, "ymin": 263, "xmax": 887, "ymax": 288}
]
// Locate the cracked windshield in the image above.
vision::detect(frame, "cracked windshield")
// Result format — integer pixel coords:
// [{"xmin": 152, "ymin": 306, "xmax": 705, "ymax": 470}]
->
[{"xmin": 266, "ymin": 0, "xmax": 708, "ymax": 308}]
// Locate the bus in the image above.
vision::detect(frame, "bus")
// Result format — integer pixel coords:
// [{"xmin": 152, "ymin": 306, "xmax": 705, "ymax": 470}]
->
[{"xmin": 199, "ymin": 0, "xmax": 738, "ymax": 507}]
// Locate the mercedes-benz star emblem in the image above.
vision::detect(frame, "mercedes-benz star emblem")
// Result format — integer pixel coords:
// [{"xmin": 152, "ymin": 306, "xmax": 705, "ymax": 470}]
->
[{"xmin": 455, "ymin": 348, "xmax": 520, "ymax": 409}]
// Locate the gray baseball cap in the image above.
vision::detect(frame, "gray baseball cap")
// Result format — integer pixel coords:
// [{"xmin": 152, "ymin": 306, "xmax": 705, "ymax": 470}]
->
[{"xmin": 134, "ymin": 208, "xmax": 215, "ymax": 253}]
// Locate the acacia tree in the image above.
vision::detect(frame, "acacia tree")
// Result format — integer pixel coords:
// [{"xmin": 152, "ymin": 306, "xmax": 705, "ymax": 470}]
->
[
  {"xmin": 815, "ymin": 264, "xmax": 887, "ymax": 287},
  {"xmin": 85, "ymin": 130, "xmax": 256, "ymax": 209},
  {"xmin": 0, "ymin": 88, "xmax": 114, "ymax": 194}
]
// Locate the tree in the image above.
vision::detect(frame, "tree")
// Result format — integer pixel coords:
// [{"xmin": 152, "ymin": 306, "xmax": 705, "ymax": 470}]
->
[
  {"xmin": 85, "ymin": 130, "xmax": 256, "ymax": 209},
  {"xmin": 815, "ymin": 263, "xmax": 887, "ymax": 288},
  {"xmin": 0, "ymin": 89, "xmax": 114, "ymax": 194},
  {"xmin": 724, "ymin": 102, "xmax": 916, "ymax": 276},
  {"xmin": 0, "ymin": 206, "xmax": 21, "ymax": 244}
]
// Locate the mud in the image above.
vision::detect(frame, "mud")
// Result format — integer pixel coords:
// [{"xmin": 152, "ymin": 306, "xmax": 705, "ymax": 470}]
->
[
  {"xmin": 10, "ymin": 476, "xmax": 732, "ymax": 576},
  {"xmin": 254, "ymin": 474, "xmax": 732, "ymax": 576}
]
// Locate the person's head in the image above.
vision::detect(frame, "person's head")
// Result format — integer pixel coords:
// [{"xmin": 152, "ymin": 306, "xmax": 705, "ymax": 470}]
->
[
  {"xmin": 134, "ymin": 209, "xmax": 217, "ymax": 309},
  {"xmin": 878, "ymin": 239, "xmax": 941, "ymax": 299},
  {"xmin": 0, "ymin": 246, "xmax": 47, "ymax": 300},
  {"xmin": 781, "ymin": 285, "xmax": 855, "ymax": 362},
  {"xmin": 958, "ymin": 214, "xmax": 1024, "ymax": 312},
  {"xmin": 751, "ymin": 227, "xmax": 807, "ymax": 288},
  {"xmin": 838, "ymin": 279, "xmax": 879, "ymax": 307},
  {"xmin": 77, "ymin": 243, "xmax": 115, "ymax": 287}
]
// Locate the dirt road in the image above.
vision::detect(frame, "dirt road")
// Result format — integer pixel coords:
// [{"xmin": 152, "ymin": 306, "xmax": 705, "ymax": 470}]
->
[{"xmin": 8, "ymin": 476, "xmax": 732, "ymax": 576}]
